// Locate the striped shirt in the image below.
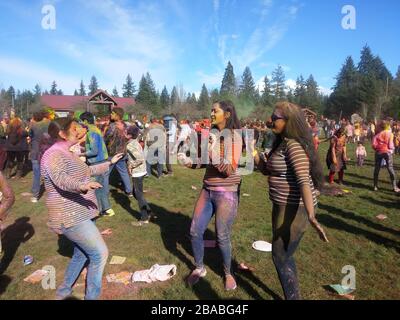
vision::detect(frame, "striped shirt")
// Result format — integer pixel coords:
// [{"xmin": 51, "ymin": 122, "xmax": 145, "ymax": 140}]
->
[
  {"xmin": 261, "ymin": 138, "xmax": 317, "ymax": 206},
  {"xmin": 202, "ymin": 130, "xmax": 242, "ymax": 192},
  {"xmin": 41, "ymin": 141, "xmax": 110, "ymax": 232}
]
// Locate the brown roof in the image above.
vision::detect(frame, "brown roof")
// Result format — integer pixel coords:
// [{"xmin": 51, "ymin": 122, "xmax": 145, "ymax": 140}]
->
[{"xmin": 41, "ymin": 90, "xmax": 135, "ymax": 111}]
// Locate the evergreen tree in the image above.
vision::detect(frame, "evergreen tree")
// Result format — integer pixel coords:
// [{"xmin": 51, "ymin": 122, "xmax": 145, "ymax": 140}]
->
[
  {"xmin": 160, "ymin": 86, "xmax": 170, "ymax": 109},
  {"xmin": 328, "ymin": 56, "xmax": 359, "ymax": 117},
  {"xmin": 239, "ymin": 66, "xmax": 257, "ymax": 102},
  {"xmin": 88, "ymin": 75, "xmax": 99, "ymax": 95},
  {"xmin": 294, "ymin": 75, "xmax": 307, "ymax": 105},
  {"xmin": 57, "ymin": 89, "xmax": 63, "ymax": 95},
  {"xmin": 170, "ymin": 86, "xmax": 180, "ymax": 106},
  {"xmin": 79, "ymin": 80, "xmax": 86, "ymax": 96},
  {"xmin": 50, "ymin": 81, "xmax": 58, "ymax": 95},
  {"xmin": 136, "ymin": 73, "xmax": 158, "ymax": 109},
  {"xmin": 304, "ymin": 74, "xmax": 321, "ymax": 111},
  {"xmin": 287, "ymin": 89, "xmax": 295, "ymax": 103},
  {"xmin": 210, "ymin": 88, "xmax": 220, "ymax": 102},
  {"xmin": 122, "ymin": 74, "xmax": 136, "ymax": 97},
  {"xmin": 357, "ymin": 46, "xmax": 392, "ymax": 119},
  {"xmin": 261, "ymin": 76, "xmax": 273, "ymax": 107},
  {"xmin": 220, "ymin": 61, "xmax": 236, "ymax": 97},
  {"xmin": 34, "ymin": 84, "xmax": 41, "ymax": 97},
  {"xmin": 112, "ymin": 87, "xmax": 119, "ymax": 97},
  {"xmin": 271, "ymin": 65, "xmax": 286, "ymax": 100},
  {"xmin": 198, "ymin": 84, "xmax": 210, "ymax": 115},
  {"xmin": 73, "ymin": 89, "xmax": 79, "ymax": 96}
]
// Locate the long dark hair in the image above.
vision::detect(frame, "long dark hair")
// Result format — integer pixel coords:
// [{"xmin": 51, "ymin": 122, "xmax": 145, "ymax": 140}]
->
[
  {"xmin": 272, "ymin": 101, "xmax": 324, "ymax": 190},
  {"xmin": 212, "ymin": 100, "xmax": 241, "ymax": 130},
  {"xmin": 48, "ymin": 117, "xmax": 75, "ymax": 140}
]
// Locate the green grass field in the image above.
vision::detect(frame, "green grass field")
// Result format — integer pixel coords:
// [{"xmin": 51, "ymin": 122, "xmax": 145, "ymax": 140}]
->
[{"xmin": 0, "ymin": 141, "xmax": 399, "ymax": 300}]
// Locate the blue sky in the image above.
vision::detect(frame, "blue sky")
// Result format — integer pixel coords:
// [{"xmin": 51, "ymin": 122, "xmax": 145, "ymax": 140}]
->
[{"xmin": 0, "ymin": 0, "xmax": 399, "ymax": 97}]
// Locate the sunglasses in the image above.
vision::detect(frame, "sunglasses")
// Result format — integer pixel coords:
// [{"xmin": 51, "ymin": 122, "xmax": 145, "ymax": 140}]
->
[{"xmin": 271, "ymin": 114, "xmax": 285, "ymax": 122}]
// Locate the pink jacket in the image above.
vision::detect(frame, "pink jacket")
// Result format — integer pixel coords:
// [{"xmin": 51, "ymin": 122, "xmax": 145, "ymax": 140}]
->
[{"xmin": 372, "ymin": 130, "xmax": 394, "ymax": 154}]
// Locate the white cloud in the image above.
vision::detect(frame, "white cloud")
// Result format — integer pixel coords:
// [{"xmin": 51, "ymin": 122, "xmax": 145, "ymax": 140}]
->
[
  {"xmin": 226, "ymin": 4, "xmax": 300, "ymax": 71},
  {"xmin": 286, "ymin": 79, "xmax": 296, "ymax": 90},
  {"xmin": 319, "ymin": 86, "xmax": 333, "ymax": 96},
  {"xmin": 213, "ymin": 0, "xmax": 220, "ymax": 12},
  {"xmin": 48, "ymin": 0, "xmax": 181, "ymax": 92}
]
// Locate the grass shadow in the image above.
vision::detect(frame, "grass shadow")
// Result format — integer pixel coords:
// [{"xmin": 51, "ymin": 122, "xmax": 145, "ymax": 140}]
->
[
  {"xmin": 0, "ymin": 217, "xmax": 35, "ymax": 277},
  {"xmin": 110, "ymin": 189, "xmax": 140, "ymax": 220},
  {"xmin": 317, "ymin": 214, "xmax": 400, "ymax": 254},
  {"xmin": 148, "ymin": 202, "xmax": 281, "ymax": 300},
  {"xmin": 0, "ymin": 275, "xmax": 12, "ymax": 296},
  {"xmin": 318, "ymin": 203, "xmax": 400, "ymax": 238}
]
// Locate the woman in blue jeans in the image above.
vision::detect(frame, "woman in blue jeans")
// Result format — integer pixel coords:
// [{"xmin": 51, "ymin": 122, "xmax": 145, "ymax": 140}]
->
[
  {"xmin": 41, "ymin": 118, "xmax": 123, "ymax": 300},
  {"xmin": 178, "ymin": 100, "xmax": 242, "ymax": 291}
]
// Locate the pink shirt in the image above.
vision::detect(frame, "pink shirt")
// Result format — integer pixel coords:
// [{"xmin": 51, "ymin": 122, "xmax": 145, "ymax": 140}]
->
[
  {"xmin": 372, "ymin": 130, "xmax": 394, "ymax": 154},
  {"xmin": 356, "ymin": 146, "xmax": 367, "ymax": 157}
]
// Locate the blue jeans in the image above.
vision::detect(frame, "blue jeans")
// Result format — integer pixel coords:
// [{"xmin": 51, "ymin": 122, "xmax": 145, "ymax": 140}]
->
[
  {"xmin": 190, "ymin": 188, "xmax": 238, "ymax": 275},
  {"xmin": 94, "ymin": 170, "xmax": 111, "ymax": 213},
  {"xmin": 31, "ymin": 159, "xmax": 41, "ymax": 198},
  {"xmin": 56, "ymin": 219, "xmax": 109, "ymax": 300},
  {"xmin": 104, "ymin": 155, "xmax": 132, "ymax": 194},
  {"xmin": 132, "ymin": 175, "xmax": 151, "ymax": 221},
  {"xmin": 146, "ymin": 161, "xmax": 163, "ymax": 178}
]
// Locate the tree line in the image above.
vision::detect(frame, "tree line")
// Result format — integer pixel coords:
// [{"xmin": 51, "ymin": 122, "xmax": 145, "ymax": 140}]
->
[{"xmin": 1, "ymin": 44, "xmax": 398, "ymax": 121}]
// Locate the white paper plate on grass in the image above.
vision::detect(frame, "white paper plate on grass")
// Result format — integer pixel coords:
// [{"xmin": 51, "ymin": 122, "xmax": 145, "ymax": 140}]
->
[{"xmin": 252, "ymin": 241, "xmax": 272, "ymax": 252}]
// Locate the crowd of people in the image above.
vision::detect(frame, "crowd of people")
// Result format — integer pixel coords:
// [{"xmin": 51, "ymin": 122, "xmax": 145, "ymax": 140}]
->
[{"xmin": 0, "ymin": 100, "xmax": 399, "ymax": 300}]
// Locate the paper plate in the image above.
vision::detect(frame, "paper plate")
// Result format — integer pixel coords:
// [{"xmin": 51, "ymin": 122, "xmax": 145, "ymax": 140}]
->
[{"xmin": 252, "ymin": 241, "xmax": 272, "ymax": 252}]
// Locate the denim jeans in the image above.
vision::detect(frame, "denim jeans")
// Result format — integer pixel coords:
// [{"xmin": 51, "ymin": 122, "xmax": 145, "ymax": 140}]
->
[
  {"xmin": 93, "ymin": 169, "xmax": 111, "ymax": 213},
  {"xmin": 132, "ymin": 175, "xmax": 151, "ymax": 221},
  {"xmin": 31, "ymin": 159, "xmax": 41, "ymax": 198},
  {"xmin": 146, "ymin": 161, "xmax": 163, "ymax": 177},
  {"xmin": 104, "ymin": 155, "xmax": 132, "ymax": 194},
  {"xmin": 56, "ymin": 219, "xmax": 109, "ymax": 300},
  {"xmin": 190, "ymin": 188, "xmax": 238, "ymax": 275},
  {"xmin": 374, "ymin": 152, "xmax": 397, "ymax": 189}
]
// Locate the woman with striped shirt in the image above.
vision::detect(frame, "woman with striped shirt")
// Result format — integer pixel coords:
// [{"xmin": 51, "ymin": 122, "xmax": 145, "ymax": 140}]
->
[
  {"xmin": 41, "ymin": 118, "xmax": 123, "ymax": 300},
  {"xmin": 254, "ymin": 102, "xmax": 328, "ymax": 300},
  {"xmin": 177, "ymin": 100, "xmax": 242, "ymax": 291}
]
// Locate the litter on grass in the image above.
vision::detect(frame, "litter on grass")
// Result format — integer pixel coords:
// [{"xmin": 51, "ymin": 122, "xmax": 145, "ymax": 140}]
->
[
  {"xmin": 106, "ymin": 272, "xmax": 133, "ymax": 285},
  {"xmin": 252, "ymin": 240, "xmax": 272, "ymax": 252},
  {"xmin": 23, "ymin": 255, "xmax": 34, "ymax": 266},
  {"xmin": 109, "ymin": 256, "xmax": 126, "ymax": 265},
  {"xmin": 131, "ymin": 264, "xmax": 177, "ymax": 283},
  {"xmin": 376, "ymin": 214, "xmax": 387, "ymax": 221},
  {"xmin": 24, "ymin": 269, "xmax": 49, "ymax": 283},
  {"xmin": 101, "ymin": 229, "xmax": 113, "ymax": 236}
]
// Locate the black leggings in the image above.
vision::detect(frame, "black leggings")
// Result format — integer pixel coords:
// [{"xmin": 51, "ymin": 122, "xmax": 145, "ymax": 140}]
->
[{"xmin": 272, "ymin": 203, "xmax": 309, "ymax": 300}]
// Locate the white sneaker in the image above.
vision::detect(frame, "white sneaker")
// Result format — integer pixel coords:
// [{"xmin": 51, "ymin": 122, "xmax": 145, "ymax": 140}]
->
[{"xmin": 30, "ymin": 197, "xmax": 38, "ymax": 203}]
